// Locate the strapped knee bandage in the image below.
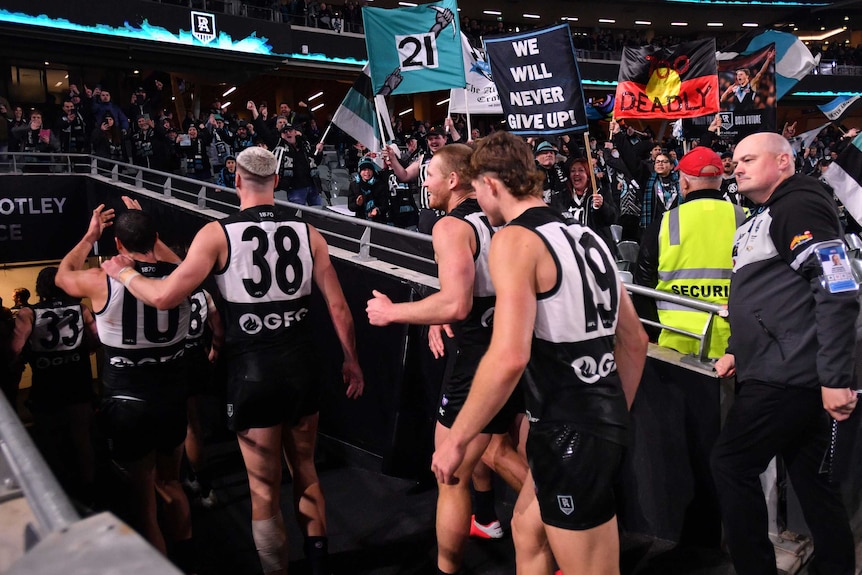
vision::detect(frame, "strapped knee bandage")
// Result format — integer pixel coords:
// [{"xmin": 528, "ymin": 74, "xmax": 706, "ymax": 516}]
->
[{"xmin": 252, "ymin": 515, "xmax": 288, "ymax": 573}]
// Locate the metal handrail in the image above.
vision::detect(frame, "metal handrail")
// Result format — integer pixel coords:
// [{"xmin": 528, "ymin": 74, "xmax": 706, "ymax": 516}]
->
[
  {"xmin": 1, "ymin": 152, "xmax": 437, "ymax": 272},
  {"xmin": 0, "ymin": 390, "xmax": 79, "ymax": 536},
  {"xmin": 626, "ymin": 283, "xmax": 728, "ymax": 364}
]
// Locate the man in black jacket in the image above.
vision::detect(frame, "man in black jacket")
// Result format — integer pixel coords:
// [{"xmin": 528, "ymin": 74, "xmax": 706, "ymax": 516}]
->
[
  {"xmin": 272, "ymin": 124, "xmax": 325, "ymax": 206},
  {"xmin": 534, "ymin": 140, "xmax": 567, "ymax": 204},
  {"xmin": 712, "ymin": 132, "xmax": 858, "ymax": 575}
]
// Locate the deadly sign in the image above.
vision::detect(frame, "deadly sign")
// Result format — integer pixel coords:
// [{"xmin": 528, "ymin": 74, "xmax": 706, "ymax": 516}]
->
[
  {"xmin": 484, "ymin": 24, "xmax": 588, "ymax": 135},
  {"xmin": 614, "ymin": 38, "xmax": 719, "ymax": 120}
]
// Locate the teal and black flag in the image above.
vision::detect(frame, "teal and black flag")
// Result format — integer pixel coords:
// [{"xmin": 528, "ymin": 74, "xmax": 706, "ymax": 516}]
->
[
  {"xmin": 362, "ymin": 0, "xmax": 465, "ymax": 96},
  {"xmin": 825, "ymin": 132, "xmax": 862, "ymax": 223}
]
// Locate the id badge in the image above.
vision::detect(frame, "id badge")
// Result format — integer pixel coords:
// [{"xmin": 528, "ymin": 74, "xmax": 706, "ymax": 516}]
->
[{"xmin": 816, "ymin": 242, "xmax": 859, "ymax": 294}]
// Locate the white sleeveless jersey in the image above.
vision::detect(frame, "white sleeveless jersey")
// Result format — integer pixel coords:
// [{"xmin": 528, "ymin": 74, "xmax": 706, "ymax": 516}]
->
[
  {"xmin": 214, "ymin": 205, "xmax": 314, "ymax": 351},
  {"xmin": 509, "ymin": 207, "xmax": 629, "ymax": 443},
  {"xmin": 96, "ymin": 261, "xmax": 191, "ymax": 368}
]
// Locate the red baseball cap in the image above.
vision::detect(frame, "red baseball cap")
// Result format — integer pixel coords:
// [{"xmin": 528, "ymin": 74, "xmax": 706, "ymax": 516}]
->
[{"xmin": 676, "ymin": 146, "xmax": 723, "ymax": 177}]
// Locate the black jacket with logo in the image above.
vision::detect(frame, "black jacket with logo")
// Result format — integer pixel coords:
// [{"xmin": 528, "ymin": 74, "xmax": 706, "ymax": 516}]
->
[{"xmin": 727, "ymin": 174, "xmax": 858, "ymax": 389}]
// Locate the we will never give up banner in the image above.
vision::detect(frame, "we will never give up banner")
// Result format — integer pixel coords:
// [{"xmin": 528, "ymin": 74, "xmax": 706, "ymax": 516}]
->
[{"xmin": 485, "ymin": 24, "xmax": 588, "ymax": 136}]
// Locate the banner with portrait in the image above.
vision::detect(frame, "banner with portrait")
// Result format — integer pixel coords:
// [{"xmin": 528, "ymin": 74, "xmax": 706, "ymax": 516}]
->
[{"xmin": 716, "ymin": 43, "xmax": 777, "ymax": 142}]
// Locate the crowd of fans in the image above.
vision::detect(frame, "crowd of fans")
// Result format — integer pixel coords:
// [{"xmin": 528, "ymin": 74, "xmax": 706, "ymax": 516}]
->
[
  {"xmin": 2, "ymin": 74, "xmax": 859, "ymax": 232},
  {"xmin": 811, "ymin": 41, "xmax": 862, "ymax": 67},
  {"xmin": 525, "ymin": 118, "xmax": 861, "ymax": 247}
]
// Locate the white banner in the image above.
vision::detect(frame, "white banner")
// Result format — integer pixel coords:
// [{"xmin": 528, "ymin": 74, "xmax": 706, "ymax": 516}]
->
[{"xmin": 449, "ymin": 33, "xmax": 502, "ymax": 115}]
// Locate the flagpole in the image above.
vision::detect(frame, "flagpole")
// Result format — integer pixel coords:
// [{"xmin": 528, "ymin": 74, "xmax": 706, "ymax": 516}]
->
[
  {"xmin": 319, "ymin": 123, "xmax": 333, "ymax": 145},
  {"xmin": 584, "ymin": 132, "xmax": 599, "ymax": 195},
  {"xmin": 374, "ymin": 95, "xmax": 389, "ymax": 155},
  {"xmin": 447, "ymin": 98, "xmax": 454, "ymax": 135},
  {"xmin": 464, "ymin": 90, "xmax": 472, "ymax": 141}
]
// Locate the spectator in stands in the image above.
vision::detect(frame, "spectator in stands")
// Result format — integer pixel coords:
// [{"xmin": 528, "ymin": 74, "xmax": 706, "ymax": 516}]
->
[
  {"xmin": 316, "ymin": 2, "xmax": 333, "ymax": 29},
  {"xmin": 181, "ymin": 111, "xmax": 196, "ymax": 133},
  {"xmin": 800, "ymin": 145, "xmax": 821, "ymax": 176},
  {"xmin": 347, "ymin": 156, "xmax": 389, "ymax": 223},
  {"xmin": 177, "ymin": 124, "xmax": 213, "ymax": 180},
  {"xmin": 208, "ymin": 98, "xmax": 223, "ymax": 118},
  {"xmin": 534, "ymin": 140, "xmax": 568, "ymax": 204},
  {"xmin": 386, "ymin": 121, "xmax": 461, "ymax": 233},
  {"xmin": 91, "ymin": 111, "xmax": 125, "ymax": 164},
  {"xmin": 610, "ymin": 119, "xmax": 654, "ymax": 184},
  {"xmin": 91, "ymin": 87, "xmax": 129, "ymax": 133},
  {"xmin": 384, "ymin": 171, "xmax": 420, "ymax": 231},
  {"xmin": 292, "ymin": 0, "xmax": 311, "ymax": 25},
  {"xmin": 345, "ymin": 141, "xmax": 369, "ymax": 175},
  {"xmin": 277, "ymin": 101, "xmax": 311, "ymax": 134},
  {"xmin": 126, "ymin": 83, "xmax": 163, "ymax": 132},
  {"xmin": 206, "ymin": 113, "xmax": 234, "ymax": 173},
  {"xmin": 233, "ymin": 120, "xmax": 255, "ymax": 153},
  {"xmin": 128, "ymin": 115, "xmax": 168, "ymax": 172},
  {"xmin": 400, "ymin": 135, "xmax": 420, "ymax": 167},
  {"xmin": 277, "ymin": 0, "xmax": 291, "ymax": 23},
  {"xmin": 549, "ymin": 156, "xmax": 618, "ymax": 251},
  {"xmin": 273, "ymin": 123, "xmax": 325, "ymax": 205},
  {"xmin": 12, "ymin": 109, "xmax": 61, "ymax": 166},
  {"xmin": 413, "ymin": 121, "xmax": 429, "ymax": 154},
  {"xmin": 719, "ymin": 151, "xmax": 749, "ymax": 207},
  {"xmin": 343, "ymin": 0, "xmax": 361, "ymax": 33},
  {"xmin": 0, "ymin": 97, "xmax": 10, "ymax": 160},
  {"xmin": 305, "ymin": 118, "xmax": 321, "ymax": 146},
  {"xmin": 216, "ymin": 155, "xmax": 237, "ymax": 188},
  {"xmin": 640, "ymin": 143, "xmax": 663, "ymax": 181},
  {"xmin": 640, "ymin": 152, "xmax": 680, "ymax": 233},
  {"xmin": 68, "ymin": 84, "xmax": 94, "ymax": 127},
  {"xmin": 7, "ymin": 105, "xmax": 26, "ymax": 153},
  {"xmin": 55, "ymin": 99, "xmax": 88, "ymax": 154},
  {"xmin": 163, "ymin": 127, "xmax": 183, "ymax": 173},
  {"xmin": 633, "ymin": 147, "xmax": 744, "ymax": 354}
]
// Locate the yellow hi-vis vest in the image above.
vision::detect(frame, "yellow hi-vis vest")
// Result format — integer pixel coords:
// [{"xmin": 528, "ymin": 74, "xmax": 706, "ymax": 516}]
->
[{"xmin": 656, "ymin": 198, "xmax": 746, "ymax": 358}]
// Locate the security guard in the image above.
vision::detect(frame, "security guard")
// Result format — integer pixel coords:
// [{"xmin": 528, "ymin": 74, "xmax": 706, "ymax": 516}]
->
[{"xmin": 634, "ymin": 146, "xmax": 746, "ymax": 357}]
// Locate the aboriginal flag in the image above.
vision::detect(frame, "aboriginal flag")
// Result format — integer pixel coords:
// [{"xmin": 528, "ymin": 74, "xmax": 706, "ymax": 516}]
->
[{"xmin": 614, "ymin": 39, "xmax": 719, "ymax": 120}]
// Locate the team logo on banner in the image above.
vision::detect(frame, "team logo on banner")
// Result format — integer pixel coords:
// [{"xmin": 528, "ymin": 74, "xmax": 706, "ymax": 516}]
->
[
  {"xmin": 484, "ymin": 24, "xmax": 588, "ymax": 135},
  {"xmin": 449, "ymin": 32, "xmax": 501, "ymax": 114},
  {"xmin": 615, "ymin": 39, "xmax": 718, "ymax": 120},
  {"xmin": 191, "ymin": 11, "xmax": 216, "ymax": 45}
]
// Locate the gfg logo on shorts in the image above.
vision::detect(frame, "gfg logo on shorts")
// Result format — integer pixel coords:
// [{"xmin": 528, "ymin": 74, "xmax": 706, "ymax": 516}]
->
[
  {"xmin": 570, "ymin": 352, "xmax": 616, "ymax": 384},
  {"xmin": 239, "ymin": 308, "xmax": 309, "ymax": 335}
]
